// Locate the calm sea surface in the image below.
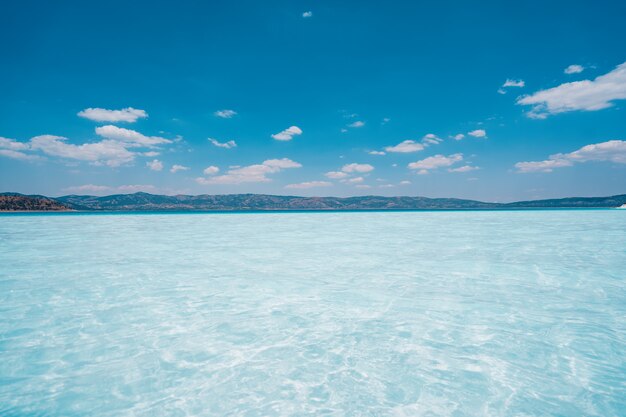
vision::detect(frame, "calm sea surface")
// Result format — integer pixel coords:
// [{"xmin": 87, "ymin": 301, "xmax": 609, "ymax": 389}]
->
[{"xmin": 0, "ymin": 210, "xmax": 625, "ymax": 416}]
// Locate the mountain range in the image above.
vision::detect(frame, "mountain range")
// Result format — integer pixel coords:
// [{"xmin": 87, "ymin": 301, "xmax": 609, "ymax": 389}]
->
[{"xmin": 1, "ymin": 192, "xmax": 626, "ymax": 212}]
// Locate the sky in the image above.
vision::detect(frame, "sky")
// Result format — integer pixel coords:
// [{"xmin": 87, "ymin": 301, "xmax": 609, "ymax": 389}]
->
[{"xmin": 1, "ymin": 0, "xmax": 625, "ymax": 202}]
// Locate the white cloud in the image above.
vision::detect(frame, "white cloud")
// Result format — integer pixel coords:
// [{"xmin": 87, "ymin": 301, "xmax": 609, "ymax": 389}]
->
[
  {"xmin": 515, "ymin": 139, "xmax": 626, "ymax": 173},
  {"xmin": 0, "ymin": 149, "xmax": 38, "ymax": 160},
  {"xmin": 341, "ymin": 163, "xmax": 374, "ymax": 173},
  {"xmin": 117, "ymin": 184, "xmax": 157, "ymax": 193},
  {"xmin": 95, "ymin": 125, "xmax": 172, "ymax": 147},
  {"xmin": 146, "ymin": 159, "xmax": 163, "ymax": 171},
  {"xmin": 502, "ymin": 79, "xmax": 525, "ymax": 88},
  {"xmin": 564, "ymin": 64, "xmax": 584, "ymax": 75},
  {"xmin": 515, "ymin": 159, "xmax": 573, "ymax": 173},
  {"xmin": 422, "ymin": 133, "xmax": 442, "ymax": 145},
  {"xmin": 203, "ymin": 166, "xmax": 220, "ymax": 175},
  {"xmin": 382, "ymin": 117, "xmax": 390, "ymax": 124},
  {"xmin": 348, "ymin": 121, "xmax": 365, "ymax": 128},
  {"xmin": 369, "ymin": 150, "xmax": 386, "ymax": 155},
  {"xmin": 342, "ymin": 176, "xmax": 364, "ymax": 184},
  {"xmin": 468, "ymin": 129, "xmax": 487, "ymax": 138},
  {"xmin": 400, "ymin": 180, "xmax": 411, "ymax": 185},
  {"xmin": 214, "ymin": 109, "xmax": 237, "ymax": 118},
  {"xmin": 517, "ymin": 62, "xmax": 626, "ymax": 118},
  {"xmin": 196, "ymin": 158, "xmax": 301, "ymax": 184},
  {"xmin": 449, "ymin": 165, "xmax": 480, "ymax": 173},
  {"xmin": 340, "ymin": 128, "xmax": 348, "ymax": 133},
  {"xmin": 63, "ymin": 184, "xmax": 157, "ymax": 194},
  {"xmin": 208, "ymin": 138, "xmax": 237, "ymax": 149},
  {"xmin": 63, "ymin": 184, "xmax": 112, "ymax": 193},
  {"xmin": 453, "ymin": 134, "xmax": 465, "ymax": 141},
  {"xmin": 30, "ymin": 135, "xmax": 135, "ymax": 167},
  {"xmin": 0, "ymin": 137, "xmax": 37, "ymax": 160},
  {"xmin": 77, "ymin": 107, "xmax": 147, "ymax": 123},
  {"xmin": 3, "ymin": 127, "xmax": 172, "ymax": 166},
  {"xmin": 286, "ymin": 181, "xmax": 332, "ymax": 189},
  {"xmin": 325, "ymin": 171, "xmax": 348, "ymax": 179},
  {"xmin": 143, "ymin": 151, "xmax": 160, "ymax": 157},
  {"xmin": 302, "ymin": 11, "xmax": 313, "ymax": 18},
  {"xmin": 264, "ymin": 158, "xmax": 302, "ymax": 169},
  {"xmin": 0, "ymin": 136, "xmax": 29, "ymax": 150},
  {"xmin": 497, "ymin": 88, "xmax": 507, "ymax": 95},
  {"xmin": 385, "ymin": 140, "xmax": 424, "ymax": 153},
  {"xmin": 170, "ymin": 164, "xmax": 189, "ymax": 173},
  {"xmin": 408, "ymin": 153, "xmax": 463, "ymax": 171},
  {"xmin": 271, "ymin": 126, "xmax": 302, "ymax": 141}
]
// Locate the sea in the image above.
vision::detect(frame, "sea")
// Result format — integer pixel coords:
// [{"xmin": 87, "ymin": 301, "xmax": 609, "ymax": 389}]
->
[{"xmin": 0, "ymin": 210, "xmax": 625, "ymax": 416}]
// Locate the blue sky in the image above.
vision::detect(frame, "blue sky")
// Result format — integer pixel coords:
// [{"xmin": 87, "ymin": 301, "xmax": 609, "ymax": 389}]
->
[{"xmin": 1, "ymin": 1, "xmax": 625, "ymax": 202}]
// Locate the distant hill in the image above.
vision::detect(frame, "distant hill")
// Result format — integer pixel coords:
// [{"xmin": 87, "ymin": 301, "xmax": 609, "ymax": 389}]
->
[
  {"xmin": 56, "ymin": 193, "xmax": 500, "ymax": 211},
  {"xmin": 0, "ymin": 193, "xmax": 72, "ymax": 211},
  {"xmin": 2, "ymin": 192, "xmax": 625, "ymax": 212}
]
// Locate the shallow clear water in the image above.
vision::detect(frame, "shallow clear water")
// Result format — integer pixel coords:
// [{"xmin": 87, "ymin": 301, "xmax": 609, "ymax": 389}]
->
[{"xmin": 0, "ymin": 211, "xmax": 625, "ymax": 416}]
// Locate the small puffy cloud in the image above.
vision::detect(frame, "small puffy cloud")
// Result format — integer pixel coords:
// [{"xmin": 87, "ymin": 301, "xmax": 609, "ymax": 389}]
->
[
  {"xmin": 143, "ymin": 151, "xmax": 160, "ymax": 157},
  {"xmin": 515, "ymin": 159, "xmax": 573, "ymax": 173},
  {"xmin": 564, "ymin": 64, "xmax": 584, "ymax": 75},
  {"xmin": 341, "ymin": 163, "xmax": 374, "ymax": 173},
  {"xmin": 515, "ymin": 139, "xmax": 626, "ymax": 173},
  {"xmin": 271, "ymin": 126, "xmax": 303, "ymax": 141},
  {"xmin": 77, "ymin": 107, "xmax": 147, "ymax": 123},
  {"xmin": 30, "ymin": 135, "xmax": 135, "ymax": 167},
  {"xmin": 302, "ymin": 11, "xmax": 313, "ymax": 18},
  {"xmin": 170, "ymin": 164, "xmax": 189, "ymax": 173},
  {"xmin": 422, "ymin": 133, "xmax": 442, "ymax": 145},
  {"xmin": 517, "ymin": 62, "xmax": 626, "ymax": 118},
  {"xmin": 64, "ymin": 184, "xmax": 112, "ymax": 193},
  {"xmin": 385, "ymin": 140, "xmax": 424, "ymax": 153},
  {"xmin": 285, "ymin": 181, "xmax": 332, "ymax": 189},
  {"xmin": 400, "ymin": 180, "xmax": 411, "ymax": 185},
  {"xmin": 348, "ymin": 121, "xmax": 365, "ymax": 128},
  {"xmin": 325, "ymin": 171, "xmax": 348, "ymax": 179},
  {"xmin": 382, "ymin": 117, "xmax": 390, "ymax": 124},
  {"xmin": 342, "ymin": 176, "xmax": 364, "ymax": 184},
  {"xmin": 497, "ymin": 88, "xmax": 507, "ymax": 95},
  {"xmin": 449, "ymin": 165, "xmax": 480, "ymax": 173},
  {"xmin": 408, "ymin": 153, "xmax": 463, "ymax": 172},
  {"xmin": 214, "ymin": 109, "xmax": 237, "ymax": 118},
  {"xmin": 196, "ymin": 158, "xmax": 301, "ymax": 184},
  {"xmin": 95, "ymin": 125, "xmax": 172, "ymax": 147},
  {"xmin": 264, "ymin": 158, "xmax": 302, "ymax": 169},
  {"xmin": 209, "ymin": 138, "xmax": 237, "ymax": 149},
  {"xmin": 203, "ymin": 166, "xmax": 220, "ymax": 175},
  {"xmin": 468, "ymin": 129, "xmax": 487, "ymax": 138},
  {"xmin": 117, "ymin": 184, "xmax": 157, "ymax": 193},
  {"xmin": 63, "ymin": 184, "xmax": 157, "ymax": 195},
  {"xmin": 453, "ymin": 134, "xmax": 465, "ymax": 140},
  {"xmin": 146, "ymin": 159, "xmax": 163, "ymax": 171},
  {"xmin": 502, "ymin": 79, "xmax": 525, "ymax": 88},
  {"xmin": 369, "ymin": 150, "xmax": 386, "ymax": 155}
]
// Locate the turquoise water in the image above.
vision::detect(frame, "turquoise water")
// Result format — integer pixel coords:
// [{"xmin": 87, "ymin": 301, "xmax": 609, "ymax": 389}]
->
[{"xmin": 1, "ymin": 211, "xmax": 625, "ymax": 416}]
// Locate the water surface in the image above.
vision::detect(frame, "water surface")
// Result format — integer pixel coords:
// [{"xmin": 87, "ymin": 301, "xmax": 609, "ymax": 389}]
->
[{"xmin": 1, "ymin": 211, "xmax": 625, "ymax": 416}]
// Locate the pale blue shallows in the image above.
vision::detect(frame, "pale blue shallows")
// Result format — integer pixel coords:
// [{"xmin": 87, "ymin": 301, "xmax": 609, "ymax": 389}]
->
[{"xmin": 0, "ymin": 211, "xmax": 625, "ymax": 416}]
